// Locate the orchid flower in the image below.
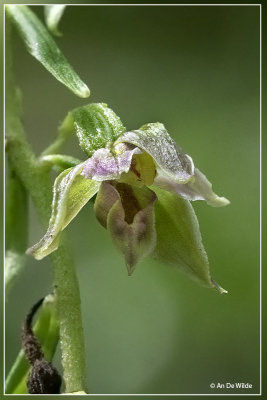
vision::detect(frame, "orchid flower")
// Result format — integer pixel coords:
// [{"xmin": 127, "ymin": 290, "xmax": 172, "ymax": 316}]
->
[{"xmin": 27, "ymin": 103, "xmax": 229, "ymax": 293}]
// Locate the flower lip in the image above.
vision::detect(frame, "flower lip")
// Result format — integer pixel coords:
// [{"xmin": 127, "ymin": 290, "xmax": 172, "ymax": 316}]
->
[
  {"xmin": 94, "ymin": 181, "xmax": 157, "ymax": 275},
  {"xmin": 81, "ymin": 144, "xmax": 142, "ymax": 182},
  {"xmin": 115, "ymin": 183, "xmax": 143, "ymax": 224},
  {"xmin": 94, "ymin": 181, "xmax": 157, "ymax": 228}
]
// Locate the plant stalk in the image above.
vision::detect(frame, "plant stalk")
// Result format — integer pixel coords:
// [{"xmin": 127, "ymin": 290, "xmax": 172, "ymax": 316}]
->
[{"xmin": 5, "ymin": 20, "xmax": 87, "ymax": 393}]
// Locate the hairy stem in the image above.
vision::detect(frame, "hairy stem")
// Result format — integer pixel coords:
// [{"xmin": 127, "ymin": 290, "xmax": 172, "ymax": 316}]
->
[
  {"xmin": 5, "ymin": 21, "xmax": 87, "ymax": 393},
  {"xmin": 51, "ymin": 240, "xmax": 86, "ymax": 392}
]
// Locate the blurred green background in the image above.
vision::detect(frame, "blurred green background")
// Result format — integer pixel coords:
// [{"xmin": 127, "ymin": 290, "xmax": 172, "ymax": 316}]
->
[{"xmin": 5, "ymin": 4, "xmax": 260, "ymax": 395}]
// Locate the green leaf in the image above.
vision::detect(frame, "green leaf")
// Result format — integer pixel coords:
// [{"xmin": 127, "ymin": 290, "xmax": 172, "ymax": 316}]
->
[
  {"xmin": 5, "ymin": 294, "xmax": 59, "ymax": 394},
  {"xmin": 115, "ymin": 122, "xmax": 194, "ymax": 184},
  {"xmin": 152, "ymin": 186, "xmax": 227, "ymax": 293},
  {"xmin": 6, "ymin": 5, "xmax": 90, "ymax": 98},
  {"xmin": 71, "ymin": 103, "xmax": 126, "ymax": 156},
  {"xmin": 44, "ymin": 5, "xmax": 66, "ymax": 37},
  {"xmin": 27, "ymin": 163, "xmax": 100, "ymax": 259}
]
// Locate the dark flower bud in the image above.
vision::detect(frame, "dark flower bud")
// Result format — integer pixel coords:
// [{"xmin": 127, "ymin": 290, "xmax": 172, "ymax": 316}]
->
[{"xmin": 22, "ymin": 298, "xmax": 62, "ymax": 394}]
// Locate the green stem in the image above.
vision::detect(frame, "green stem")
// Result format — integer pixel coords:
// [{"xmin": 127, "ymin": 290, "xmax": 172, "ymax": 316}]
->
[
  {"xmin": 6, "ymin": 21, "xmax": 87, "ymax": 393},
  {"xmin": 5, "ymin": 169, "xmax": 28, "ymax": 296},
  {"xmin": 51, "ymin": 240, "xmax": 86, "ymax": 392},
  {"xmin": 39, "ymin": 154, "xmax": 81, "ymax": 170}
]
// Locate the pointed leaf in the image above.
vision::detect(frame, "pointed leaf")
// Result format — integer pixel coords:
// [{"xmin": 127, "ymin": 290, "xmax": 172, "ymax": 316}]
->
[
  {"xmin": 152, "ymin": 186, "xmax": 226, "ymax": 293},
  {"xmin": 115, "ymin": 122, "xmax": 194, "ymax": 183},
  {"xmin": 6, "ymin": 5, "xmax": 90, "ymax": 98},
  {"xmin": 44, "ymin": 5, "xmax": 66, "ymax": 37},
  {"xmin": 27, "ymin": 164, "xmax": 100, "ymax": 259}
]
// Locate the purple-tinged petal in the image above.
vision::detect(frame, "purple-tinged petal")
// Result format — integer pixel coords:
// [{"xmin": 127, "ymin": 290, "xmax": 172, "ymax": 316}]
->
[
  {"xmin": 114, "ymin": 143, "xmax": 142, "ymax": 175},
  {"xmin": 81, "ymin": 148, "xmax": 119, "ymax": 180},
  {"xmin": 154, "ymin": 168, "xmax": 230, "ymax": 207},
  {"xmin": 81, "ymin": 144, "xmax": 141, "ymax": 182}
]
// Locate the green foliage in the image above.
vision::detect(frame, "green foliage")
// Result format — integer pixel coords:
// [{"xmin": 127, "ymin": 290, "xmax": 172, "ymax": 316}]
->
[
  {"xmin": 6, "ymin": 5, "xmax": 89, "ymax": 98},
  {"xmin": 44, "ymin": 5, "xmax": 66, "ymax": 37}
]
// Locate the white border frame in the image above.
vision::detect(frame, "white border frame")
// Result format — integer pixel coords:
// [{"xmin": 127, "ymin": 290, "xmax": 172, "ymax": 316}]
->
[{"xmin": 3, "ymin": 3, "xmax": 262, "ymax": 397}]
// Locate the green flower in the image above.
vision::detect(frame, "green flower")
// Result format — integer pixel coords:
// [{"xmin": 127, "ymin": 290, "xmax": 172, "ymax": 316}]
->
[{"xmin": 27, "ymin": 104, "xmax": 229, "ymax": 293}]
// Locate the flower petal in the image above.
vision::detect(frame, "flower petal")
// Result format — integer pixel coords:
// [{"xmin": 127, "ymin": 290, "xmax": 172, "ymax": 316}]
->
[
  {"xmin": 95, "ymin": 182, "xmax": 157, "ymax": 275},
  {"xmin": 81, "ymin": 144, "xmax": 141, "ymax": 181},
  {"xmin": 27, "ymin": 163, "xmax": 100, "ymax": 259},
  {"xmin": 114, "ymin": 143, "xmax": 142, "ymax": 175},
  {"xmin": 81, "ymin": 149, "xmax": 119, "ymax": 180},
  {"xmin": 152, "ymin": 186, "xmax": 227, "ymax": 293},
  {"xmin": 115, "ymin": 122, "xmax": 194, "ymax": 183},
  {"xmin": 154, "ymin": 168, "xmax": 230, "ymax": 207}
]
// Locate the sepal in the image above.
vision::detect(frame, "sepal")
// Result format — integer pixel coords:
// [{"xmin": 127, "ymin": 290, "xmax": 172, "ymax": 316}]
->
[
  {"xmin": 71, "ymin": 103, "xmax": 126, "ymax": 156},
  {"xmin": 27, "ymin": 164, "xmax": 100, "ymax": 259},
  {"xmin": 152, "ymin": 186, "xmax": 226, "ymax": 293}
]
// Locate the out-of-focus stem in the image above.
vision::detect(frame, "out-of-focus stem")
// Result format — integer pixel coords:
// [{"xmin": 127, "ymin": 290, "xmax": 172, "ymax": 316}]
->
[{"xmin": 5, "ymin": 19, "xmax": 87, "ymax": 393}]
